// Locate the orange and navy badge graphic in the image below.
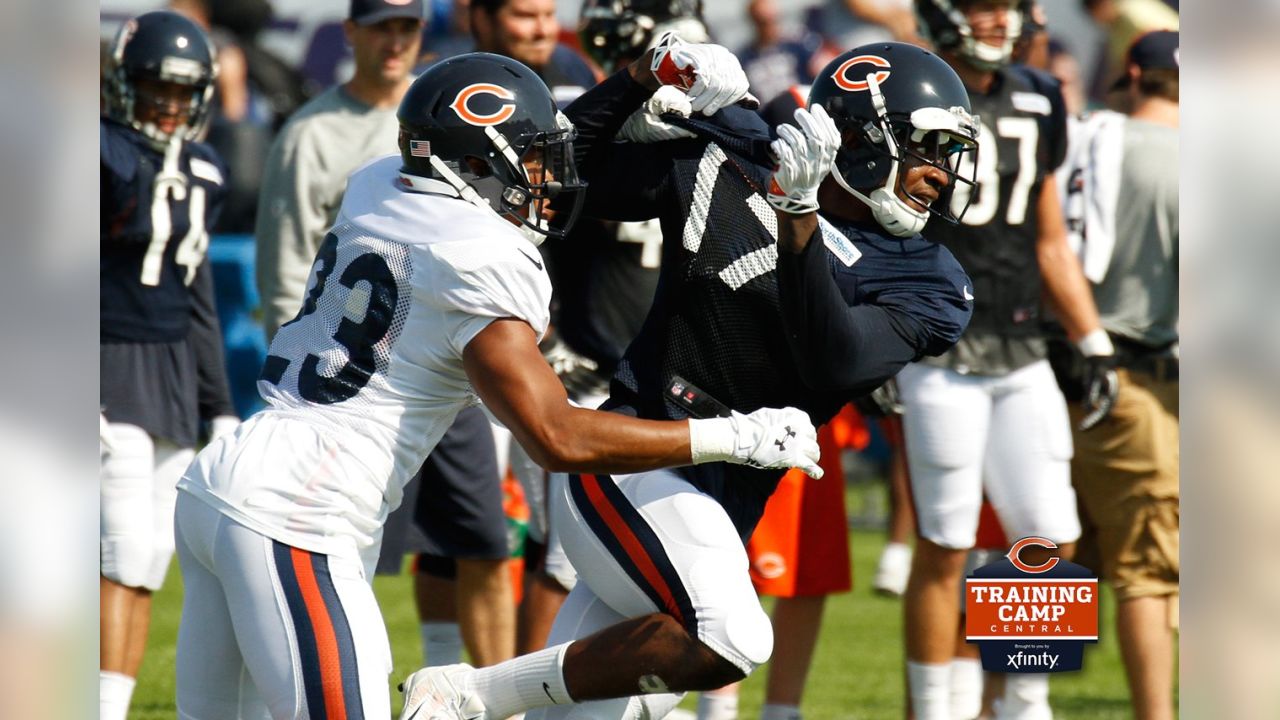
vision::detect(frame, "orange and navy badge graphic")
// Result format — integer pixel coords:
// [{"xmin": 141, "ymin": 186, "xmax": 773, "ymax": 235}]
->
[
  {"xmin": 831, "ymin": 55, "xmax": 892, "ymax": 92},
  {"xmin": 449, "ymin": 83, "xmax": 516, "ymax": 126},
  {"xmin": 965, "ymin": 536, "xmax": 1099, "ymax": 673}
]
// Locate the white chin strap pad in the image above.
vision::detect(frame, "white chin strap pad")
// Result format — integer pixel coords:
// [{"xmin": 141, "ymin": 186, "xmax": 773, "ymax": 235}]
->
[{"xmin": 870, "ymin": 187, "xmax": 928, "ymax": 238}]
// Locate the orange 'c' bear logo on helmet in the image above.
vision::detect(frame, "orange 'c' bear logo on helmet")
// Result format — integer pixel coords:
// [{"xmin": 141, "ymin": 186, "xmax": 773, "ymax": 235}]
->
[
  {"xmin": 449, "ymin": 83, "xmax": 517, "ymax": 126},
  {"xmin": 831, "ymin": 55, "xmax": 892, "ymax": 92}
]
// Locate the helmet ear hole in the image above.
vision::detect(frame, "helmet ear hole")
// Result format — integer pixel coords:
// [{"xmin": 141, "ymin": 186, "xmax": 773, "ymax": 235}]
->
[{"xmin": 463, "ymin": 156, "xmax": 491, "ymax": 178}]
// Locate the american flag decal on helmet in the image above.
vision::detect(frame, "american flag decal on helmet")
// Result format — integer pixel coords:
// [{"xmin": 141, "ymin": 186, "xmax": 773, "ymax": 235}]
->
[{"xmin": 409, "ymin": 139, "xmax": 431, "ymax": 157}]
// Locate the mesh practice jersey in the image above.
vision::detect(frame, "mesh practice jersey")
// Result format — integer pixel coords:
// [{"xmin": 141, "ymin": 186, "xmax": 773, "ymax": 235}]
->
[
  {"xmin": 101, "ymin": 119, "xmax": 226, "ymax": 342},
  {"xmin": 922, "ymin": 65, "xmax": 1069, "ymax": 375},
  {"xmin": 178, "ymin": 155, "xmax": 551, "ymax": 558},
  {"xmin": 564, "ymin": 71, "xmax": 971, "ymax": 534}
]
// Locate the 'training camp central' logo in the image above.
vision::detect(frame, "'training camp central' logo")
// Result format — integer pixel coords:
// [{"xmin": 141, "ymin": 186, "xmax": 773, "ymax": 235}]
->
[{"xmin": 965, "ymin": 536, "xmax": 1099, "ymax": 673}]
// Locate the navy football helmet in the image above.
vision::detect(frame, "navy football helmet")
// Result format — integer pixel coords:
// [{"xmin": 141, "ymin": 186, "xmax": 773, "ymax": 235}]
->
[
  {"xmin": 397, "ymin": 53, "xmax": 585, "ymax": 244},
  {"xmin": 808, "ymin": 43, "xmax": 980, "ymax": 237},
  {"xmin": 104, "ymin": 11, "xmax": 217, "ymax": 149},
  {"xmin": 916, "ymin": 0, "xmax": 1024, "ymax": 71},
  {"xmin": 578, "ymin": 0, "xmax": 707, "ymax": 72}
]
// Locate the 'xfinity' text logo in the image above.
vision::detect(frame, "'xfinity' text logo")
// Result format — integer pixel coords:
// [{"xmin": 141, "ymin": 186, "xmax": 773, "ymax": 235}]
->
[{"xmin": 1006, "ymin": 651, "xmax": 1060, "ymax": 671}]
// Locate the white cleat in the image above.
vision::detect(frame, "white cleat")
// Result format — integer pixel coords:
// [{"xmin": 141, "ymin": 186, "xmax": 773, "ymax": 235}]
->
[
  {"xmin": 873, "ymin": 542, "xmax": 912, "ymax": 597},
  {"xmin": 399, "ymin": 663, "xmax": 487, "ymax": 720}
]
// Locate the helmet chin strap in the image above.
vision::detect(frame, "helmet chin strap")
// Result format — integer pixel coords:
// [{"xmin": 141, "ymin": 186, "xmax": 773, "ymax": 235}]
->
[
  {"xmin": 400, "ymin": 156, "xmax": 550, "ymax": 247},
  {"xmin": 833, "ymin": 73, "xmax": 929, "ymax": 238}
]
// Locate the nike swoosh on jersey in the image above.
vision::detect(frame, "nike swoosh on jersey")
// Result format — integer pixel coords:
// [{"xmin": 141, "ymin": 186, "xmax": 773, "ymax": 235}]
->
[
  {"xmin": 963, "ymin": 286, "xmax": 975, "ymax": 301},
  {"xmin": 519, "ymin": 249, "xmax": 544, "ymax": 270}
]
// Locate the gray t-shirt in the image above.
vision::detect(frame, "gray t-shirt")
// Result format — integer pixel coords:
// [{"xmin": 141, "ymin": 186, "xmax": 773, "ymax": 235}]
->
[
  {"xmin": 254, "ymin": 85, "xmax": 402, "ymax": 340},
  {"xmin": 1093, "ymin": 118, "xmax": 1179, "ymax": 348}
]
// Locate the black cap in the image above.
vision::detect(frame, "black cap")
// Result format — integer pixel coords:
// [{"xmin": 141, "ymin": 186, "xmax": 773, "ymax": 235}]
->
[
  {"xmin": 1111, "ymin": 30, "xmax": 1179, "ymax": 90},
  {"xmin": 349, "ymin": 0, "xmax": 424, "ymax": 26}
]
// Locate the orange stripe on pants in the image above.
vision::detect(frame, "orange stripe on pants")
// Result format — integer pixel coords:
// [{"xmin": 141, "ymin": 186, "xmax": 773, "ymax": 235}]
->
[
  {"xmin": 290, "ymin": 547, "xmax": 348, "ymax": 720},
  {"xmin": 579, "ymin": 474, "xmax": 686, "ymax": 626}
]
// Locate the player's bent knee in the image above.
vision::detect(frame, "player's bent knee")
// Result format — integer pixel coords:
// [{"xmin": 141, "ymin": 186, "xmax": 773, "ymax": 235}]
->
[{"xmin": 721, "ymin": 604, "xmax": 773, "ymax": 671}]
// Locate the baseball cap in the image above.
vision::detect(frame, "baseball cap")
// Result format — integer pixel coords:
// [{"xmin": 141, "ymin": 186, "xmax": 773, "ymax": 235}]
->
[
  {"xmin": 1110, "ymin": 30, "xmax": 1179, "ymax": 90},
  {"xmin": 349, "ymin": 0, "xmax": 425, "ymax": 26}
]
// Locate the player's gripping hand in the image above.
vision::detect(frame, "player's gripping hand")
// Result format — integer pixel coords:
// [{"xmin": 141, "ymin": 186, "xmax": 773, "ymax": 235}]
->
[
  {"xmin": 767, "ymin": 105, "xmax": 841, "ymax": 214},
  {"xmin": 650, "ymin": 32, "xmax": 755, "ymax": 115},
  {"xmin": 1076, "ymin": 329, "xmax": 1119, "ymax": 431},
  {"xmin": 689, "ymin": 406, "xmax": 823, "ymax": 479},
  {"xmin": 618, "ymin": 85, "xmax": 697, "ymax": 143}
]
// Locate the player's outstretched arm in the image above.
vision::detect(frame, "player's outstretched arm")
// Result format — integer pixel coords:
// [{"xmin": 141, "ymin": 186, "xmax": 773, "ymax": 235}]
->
[{"xmin": 463, "ymin": 319, "xmax": 822, "ymax": 478}]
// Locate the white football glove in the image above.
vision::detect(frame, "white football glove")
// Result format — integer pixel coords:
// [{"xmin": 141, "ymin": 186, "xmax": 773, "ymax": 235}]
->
[
  {"xmin": 650, "ymin": 32, "xmax": 754, "ymax": 115},
  {"xmin": 689, "ymin": 406, "xmax": 823, "ymax": 479},
  {"xmin": 618, "ymin": 85, "xmax": 698, "ymax": 143},
  {"xmin": 767, "ymin": 105, "xmax": 841, "ymax": 214}
]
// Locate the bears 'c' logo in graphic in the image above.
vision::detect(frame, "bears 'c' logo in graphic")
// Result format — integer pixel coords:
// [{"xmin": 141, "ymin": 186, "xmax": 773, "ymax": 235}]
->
[
  {"xmin": 449, "ymin": 83, "xmax": 516, "ymax": 126},
  {"xmin": 832, "ymin": 55, "xmax": 892, "ymax": 92},
  {"xmin": 1007, "ymin": 536, "xmax": 1060, "ymax": 574}
]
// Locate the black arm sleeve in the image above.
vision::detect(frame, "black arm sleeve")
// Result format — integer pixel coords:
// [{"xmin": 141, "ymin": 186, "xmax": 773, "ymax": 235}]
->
[
  {"xmin": 188, "ymin": 260, "xmax": 238, "ymax": 420},
  {"xmin": 776, "ymin": 233, "xmax": 931, "ymax": 394},
  {"xmin": 562, "ymin": 69, "xmax": 681, "ymax": 221}
]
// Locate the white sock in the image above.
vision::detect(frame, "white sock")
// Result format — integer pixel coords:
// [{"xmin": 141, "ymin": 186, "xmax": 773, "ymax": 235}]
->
[
  {"xmin": 100, "ymin": 671, "xmax": 136, "ymax": 720},
  {"xmin": 468, "ymin": 642, "xmax": 571, "ymax": 719},
  {"xmin": 949, "ymin": 658, "xmax": 983, "ymax": 720},
  {"xmin": 906, "ymin": 661, "xmax": 951, "ymax": 720},
  {"xmin": 760, "ymin": 702, "xmax": 802, "ymax": 720},
  {"xmin": 421, "ymin": 621, "xmax": 463, "ymax": 667},
  {"xmin": 696, "ymin": 690, "xmax": 739, "ymax": 720},
  {"xmin": 881, "ymin": 541, "xmax": 911, "ymax": 566},
  {"xmin": 998, "ymin": 673, "xmax": 1052, "ymax": 720}
]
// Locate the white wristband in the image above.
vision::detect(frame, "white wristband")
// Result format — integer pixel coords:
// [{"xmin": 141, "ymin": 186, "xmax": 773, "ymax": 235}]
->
[
  {"xmin": 688, "ymin": 417, "xmax": 736, "ymax": 464},
  {"xmin": 1076, "ymin": 328, "xmax": 1115, "ymax": 357}
]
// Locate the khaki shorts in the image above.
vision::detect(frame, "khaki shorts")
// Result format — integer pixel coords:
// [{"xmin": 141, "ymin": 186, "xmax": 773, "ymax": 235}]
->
[{"xmin": 1070, "ymin": 369, "xmax": 1179, "ymax": 604}]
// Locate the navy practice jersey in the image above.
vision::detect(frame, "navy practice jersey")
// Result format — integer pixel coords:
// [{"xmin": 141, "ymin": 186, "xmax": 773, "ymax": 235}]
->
[
  {"xmin": 101, "ymin": 119, "xmax": 227, "ymax": 342},
  {"xmin": 565, "ymin": 71, "xmax": 972, "ymax": 534},
  {"xmin": 923, "ymin": 65, "xmax": 1068, "ymax": 372}
]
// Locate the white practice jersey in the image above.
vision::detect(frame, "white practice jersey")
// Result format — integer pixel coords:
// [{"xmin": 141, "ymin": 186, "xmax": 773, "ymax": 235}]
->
[{"xmin": 179, "ymin": 155, "xmax": 551, "ymax": 559}]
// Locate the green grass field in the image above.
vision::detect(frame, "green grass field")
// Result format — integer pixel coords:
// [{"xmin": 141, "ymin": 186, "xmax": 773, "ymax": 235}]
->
[{"xmin": 131, "ymin": 524, "xmax": 1145, "ymax": 719}]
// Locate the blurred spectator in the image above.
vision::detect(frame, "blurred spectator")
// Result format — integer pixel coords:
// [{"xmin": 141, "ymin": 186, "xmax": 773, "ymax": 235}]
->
[
  {"xmin": 737, "ymin": 0, "xmax": 820, "ymax": 106},
  {"xmin": 1047, "ymin": 37, "xmax": 1088, "ymax": 115},
  {"xmin": 255, "ymin": 0, "xmax": 423, "ymax": 339},
  {"xmin": 819, "ymin": 0, "xmax": 924, "ymax": 50},
  {"xmin": 170, "ymin": 0, "xmax": 315, "ymax": 233},
  {"xmin": 1080, "ymin": 0, "xmax": 1178, "ymax": 105},
  {"xmin": 1056, "ymin": 30, "xmax": 1179, "ymax": 720},
  {"xmin": 469, "ymin": 0, "xmax": 598, "ymax": 98}
]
